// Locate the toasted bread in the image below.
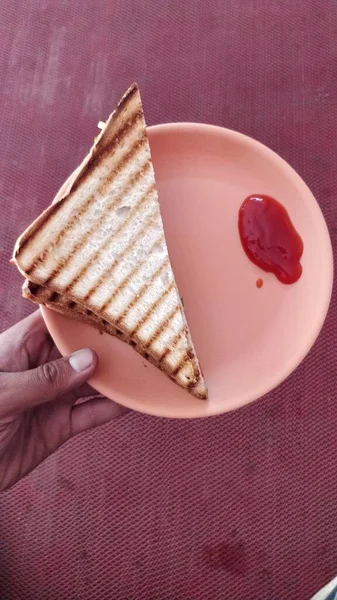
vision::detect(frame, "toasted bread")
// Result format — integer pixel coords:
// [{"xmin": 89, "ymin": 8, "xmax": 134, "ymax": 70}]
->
[{"xmin": 14, "ymin": 83, "xmax": 207, "ymax": 399}]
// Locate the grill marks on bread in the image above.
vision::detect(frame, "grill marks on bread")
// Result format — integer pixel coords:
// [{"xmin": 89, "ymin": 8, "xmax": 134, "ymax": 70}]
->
[
  {"xmin": 14, "ymin": 83, "xmax": 207, "ymax": 399},
  {"xmin": 26, "ymin": 132, "xmax": 148, "ymax": 280}
]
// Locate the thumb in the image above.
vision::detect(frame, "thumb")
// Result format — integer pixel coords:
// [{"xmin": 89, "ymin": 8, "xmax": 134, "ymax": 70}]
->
[{"xmin": 0, "ymin": 349, "xmax": 97, "ymax": 414}]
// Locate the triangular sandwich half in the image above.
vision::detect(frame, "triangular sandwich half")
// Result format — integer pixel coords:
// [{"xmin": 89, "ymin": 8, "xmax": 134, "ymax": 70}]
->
[{"xmin": 13, "ymin": 83, "xmax": 207, "ymax": 399}]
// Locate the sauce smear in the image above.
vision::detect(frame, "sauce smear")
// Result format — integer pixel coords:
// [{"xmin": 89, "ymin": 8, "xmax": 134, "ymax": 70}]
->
[{"xmin": 238, "ymin": 194, "xmax": 303, "ymax": 284}]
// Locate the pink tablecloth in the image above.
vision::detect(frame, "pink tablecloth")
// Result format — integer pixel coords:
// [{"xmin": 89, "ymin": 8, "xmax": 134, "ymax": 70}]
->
[{"xmin": 0, "ymin": 1, "xmax": 336, "ymax": 598}]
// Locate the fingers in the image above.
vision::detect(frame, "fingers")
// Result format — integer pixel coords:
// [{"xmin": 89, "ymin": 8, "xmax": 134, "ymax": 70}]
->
[
  {"xmin": 0, "ymin": 310, "xmax": 46, "ymax": 372},
  {"xmin": 70, "ymin": 397, "xmax": 129, "ymax": 436},
  {"xmin": 0, "ymin": 310, "xmax": 43, "ymax": 339},
  {"xmin": 71, "ymin": 382, "xmax": 100, "ymax": 402},
  {"xmin": 0, "ymin": 348, "xmax": 98, "ymax": 415}
]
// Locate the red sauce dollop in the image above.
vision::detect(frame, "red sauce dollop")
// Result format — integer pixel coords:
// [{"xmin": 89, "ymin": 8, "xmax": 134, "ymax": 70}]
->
[
  {"xmin": 256, "ymin": 278, "xmax": 263, "ymax": 289},
  {"xmin": 238, "ymin": 194, "xmax": 303, "ymax": 284}
]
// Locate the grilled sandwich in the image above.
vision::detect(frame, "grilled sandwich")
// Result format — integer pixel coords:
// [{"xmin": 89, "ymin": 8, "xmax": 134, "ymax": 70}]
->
[{"xmin": 13, "ymin": 83, "xmax": 208, "ymax": 399}]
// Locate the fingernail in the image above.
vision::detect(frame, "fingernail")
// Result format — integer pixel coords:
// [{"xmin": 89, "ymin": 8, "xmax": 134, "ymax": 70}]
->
[{"xmin": 69, "ymin": 349, "xmax": 94, "ymax": 372}]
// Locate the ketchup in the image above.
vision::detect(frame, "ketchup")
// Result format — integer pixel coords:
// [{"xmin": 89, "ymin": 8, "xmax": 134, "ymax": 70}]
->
[{"xmin": 238, "ymin": 195, "xmax": 303, "ymax": 284}]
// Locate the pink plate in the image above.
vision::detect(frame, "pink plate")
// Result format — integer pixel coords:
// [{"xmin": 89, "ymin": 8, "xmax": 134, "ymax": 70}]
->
[{"xmin": 41, "ymin": 124, "xmax": 333, "ymax": 418}]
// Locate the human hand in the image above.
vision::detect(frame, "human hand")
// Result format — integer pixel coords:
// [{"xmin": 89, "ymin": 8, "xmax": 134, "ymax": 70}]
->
[{"xmin": 0, "ymin": 311, "xmax": 127, "ymax": 491}]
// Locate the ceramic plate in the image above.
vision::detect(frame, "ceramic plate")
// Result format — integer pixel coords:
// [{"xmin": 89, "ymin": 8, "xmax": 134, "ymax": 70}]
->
[{"xmin": 41, "ymin": 124, "xmax": 333, "ymax": 418}]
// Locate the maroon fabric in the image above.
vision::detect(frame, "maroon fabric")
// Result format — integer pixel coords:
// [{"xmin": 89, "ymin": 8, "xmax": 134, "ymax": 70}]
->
[{"xmin": 0, "ymin": 1, "xmax": 336, "ymax": 598}]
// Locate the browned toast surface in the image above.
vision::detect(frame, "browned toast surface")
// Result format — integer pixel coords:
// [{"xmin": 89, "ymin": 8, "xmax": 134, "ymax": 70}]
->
[{"xmin": 14, "ymin": 84, "xmax": 208, "ymax": 400}]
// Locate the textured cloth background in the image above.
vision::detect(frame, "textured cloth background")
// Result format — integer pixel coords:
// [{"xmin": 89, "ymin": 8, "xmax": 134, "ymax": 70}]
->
[{"xmin": 0, "ymin": 1, "xmax": 336, "ymax": 599}]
